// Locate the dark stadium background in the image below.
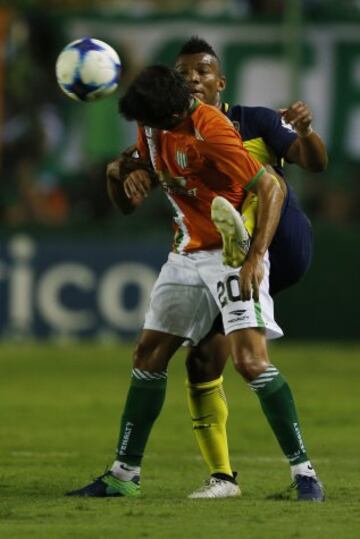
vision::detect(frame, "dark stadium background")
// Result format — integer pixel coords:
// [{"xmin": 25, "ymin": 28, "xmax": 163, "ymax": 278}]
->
[
  {"xmin": 1, "ymin": 4, "xmax": 360, "ymax": 539},
  {"xmin": 0, "ymin": 0, "xmax": 359, "ymax": 341}
]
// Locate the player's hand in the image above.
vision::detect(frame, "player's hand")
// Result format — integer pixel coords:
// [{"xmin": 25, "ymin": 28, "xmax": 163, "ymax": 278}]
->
[
  {"xmin": 106, "ymin": 159, "xmax": 122, "ymax": 181},
  {"xmin": 106, "ymin": 144, "xmax": 139, "ymax": 181},
  {"xmin": 123, "ymin": 169, "xmax": 152, "ymax": 205},
  {"xmin": 239, "ymin": 254, "xmax": 264, "ymax": 302},
  {"xmin": 279, "ymin": 100, "xmax": 313, "ymax": 137}
]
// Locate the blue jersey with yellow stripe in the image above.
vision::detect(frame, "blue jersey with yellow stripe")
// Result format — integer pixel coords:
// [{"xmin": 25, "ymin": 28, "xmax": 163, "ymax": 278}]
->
[
  {"xmin": 226, "ymin": 104, "xmax": 297, "ymax": 175},
  {"xmin": 224, "ymin": 103, "xmax": 312, "ymax": 295}
]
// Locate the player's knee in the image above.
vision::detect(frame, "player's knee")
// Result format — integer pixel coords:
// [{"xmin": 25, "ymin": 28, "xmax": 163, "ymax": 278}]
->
[
  {"xmin": 133, "ymin": 331, "xmax": 180, "ymax": 371},
  {"xmin": 185, "ymin": 349, "xmax": 212, "ymax": 384},
  {"xmin": 133, "ymin": 340, "xmax": 152, "ymax": 370},
  {"xmin": 185, "ymin": 350, "xmax": 199, "ymax": 379},
  {"xmin": 185, "ymin": 349, "xmax": 220, "ymax": 383},
  {"xmin": 133, "ymin": 339, "xmax": 168, "ymax": 371},
  {"xmin": 232, "ymin": 348, "xmax": 269, "ymax": 381}
]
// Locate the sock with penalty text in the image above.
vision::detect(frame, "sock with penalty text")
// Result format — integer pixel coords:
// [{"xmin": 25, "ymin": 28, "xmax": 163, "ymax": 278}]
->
[
  {"xmin": 249, "ymin": 365, "xmax": 313, "ymax": 472},
  {"xmin": 115, "ymin": 368, "xmax": 167, "ymax": 468}
]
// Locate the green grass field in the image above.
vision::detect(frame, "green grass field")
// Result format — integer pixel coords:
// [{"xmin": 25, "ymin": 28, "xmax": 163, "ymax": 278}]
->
[{"xmin": 1, "ymin": 341, "xmax": 360, "ymax": 539}]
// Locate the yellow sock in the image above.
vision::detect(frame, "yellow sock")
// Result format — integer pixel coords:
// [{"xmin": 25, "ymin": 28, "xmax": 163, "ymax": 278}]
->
[
  {"xmin": 241, "ymin": 174, "xmax": 280, "ymax": 236},
  {"xmin": 186, "ymin": 376, "xmax": 232, "ymax": 476}
]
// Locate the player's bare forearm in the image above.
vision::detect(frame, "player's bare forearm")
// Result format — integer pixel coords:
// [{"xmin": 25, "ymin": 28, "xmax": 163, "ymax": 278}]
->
[
  {"xmin": 287, "ymin": 131, "xmax": 328, "ymax": 172},
  {"xmin": 248, "ymin": 172, "xmax": 284, "ymax": 258},
  {"xmin": 240, "ymin": 172, "xmax": 284, "ymax": 301},
  {"xmin": 281, "ymin": 100, "xmax": 328, "ymax": 172}
]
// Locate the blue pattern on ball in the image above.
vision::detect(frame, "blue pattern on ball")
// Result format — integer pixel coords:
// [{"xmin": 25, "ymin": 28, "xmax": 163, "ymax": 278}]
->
[
  {"xmin": 64, "ymin": 79, "xmax": 99, "ymax": 101},
  {"xmin": 66, "ymin": 37, "xmax": 105, "ymax": 59}
]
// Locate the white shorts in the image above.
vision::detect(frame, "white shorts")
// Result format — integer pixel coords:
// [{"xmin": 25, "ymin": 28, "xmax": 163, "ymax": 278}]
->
[{"xmin": 144, "ymin": 249, "xmax": 283, "ymax": 346}]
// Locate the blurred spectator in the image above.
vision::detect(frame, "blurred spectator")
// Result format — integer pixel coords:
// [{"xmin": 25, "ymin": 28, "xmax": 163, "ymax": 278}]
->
[{"xmin": 1, "ymin": 12, "xmax": 70, "ymax": 227}]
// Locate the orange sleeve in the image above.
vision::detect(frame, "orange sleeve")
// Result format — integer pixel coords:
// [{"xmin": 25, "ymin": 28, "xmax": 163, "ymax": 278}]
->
[{"xmin": 195, "ymin": 106, "xmax": 265, "ymax": 189}]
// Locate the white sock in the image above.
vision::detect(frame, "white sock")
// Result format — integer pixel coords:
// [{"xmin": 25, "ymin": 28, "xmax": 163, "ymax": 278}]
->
[
  {"xmin": 290, "ymin": 460, "xmax": 316, "ymax": 480},
  {"xmin": 111, "ymin": 460, "xmax": 141, "ymax": 480}
]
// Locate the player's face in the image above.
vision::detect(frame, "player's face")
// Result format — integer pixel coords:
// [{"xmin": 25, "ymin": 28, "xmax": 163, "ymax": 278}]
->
[{"xmin": 175, "ymin": 53, "xmax": 226, "ymax": 108}]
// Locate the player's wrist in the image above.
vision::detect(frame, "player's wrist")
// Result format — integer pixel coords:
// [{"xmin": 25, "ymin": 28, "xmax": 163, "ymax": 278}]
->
[
  {"xmin": 297, "ymin": 125, "xmax": 313, "ymax": 138},
  {"xmin": 246, "ymin": 248, "xmax": 265, "ymax": 263}
]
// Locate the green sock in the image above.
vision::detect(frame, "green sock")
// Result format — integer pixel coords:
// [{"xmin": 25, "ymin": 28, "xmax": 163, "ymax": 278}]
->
[
  {"xmin": 116, "ymin": 368, "xmax": 167, "ymax": 467},
  {"xmin": 249, "ymin": 365, "xmax": 308, "ymax": 465}
]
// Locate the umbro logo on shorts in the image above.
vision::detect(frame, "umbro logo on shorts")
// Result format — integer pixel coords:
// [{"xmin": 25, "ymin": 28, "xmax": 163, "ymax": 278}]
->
[
  {"xmin": 229, "ymin": 309, "xmax": 247, "ymax": 317},
  {"xmin": 228, "ymin": 309, "xmax": 249, "ymax": 324}
]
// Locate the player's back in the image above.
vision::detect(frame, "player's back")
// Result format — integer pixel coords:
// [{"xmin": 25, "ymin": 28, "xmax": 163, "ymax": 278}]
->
[{"xmin": 137, "ymin": 101, "xmax": 264, "ymax": 253}]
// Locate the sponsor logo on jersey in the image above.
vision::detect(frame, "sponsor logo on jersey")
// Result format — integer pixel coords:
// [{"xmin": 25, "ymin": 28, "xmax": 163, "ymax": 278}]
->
[{"xmin": 159, "ymin": 174, "xmax": 197, "ymax": 197}]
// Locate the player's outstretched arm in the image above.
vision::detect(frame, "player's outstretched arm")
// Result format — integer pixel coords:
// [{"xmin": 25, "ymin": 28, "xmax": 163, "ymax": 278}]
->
[
  {"xmin": 106, "ymin": 146, "xmax": 158, "ymax": 214},
  {"xmin": 240, "ymin": 172, "xmax": 284, "ymax": 301},
  {"xmin": 281, "ymin": 100, "xmax": 328, "ymax": 172}
]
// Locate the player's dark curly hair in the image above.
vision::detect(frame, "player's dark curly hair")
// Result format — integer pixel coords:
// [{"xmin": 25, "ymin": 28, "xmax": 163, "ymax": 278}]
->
[
  {"xmin": 177, "ymin": 36, "xmax": 219, "ymax": 60},
  {"xmin": 119, "ymin": 65, "xmax": 191, "ymax": 128}
]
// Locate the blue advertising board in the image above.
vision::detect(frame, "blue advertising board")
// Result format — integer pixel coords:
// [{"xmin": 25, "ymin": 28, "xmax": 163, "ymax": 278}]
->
[{"xmin": 0, "ymin": 235, "xmax": 168, "ymax": 340}]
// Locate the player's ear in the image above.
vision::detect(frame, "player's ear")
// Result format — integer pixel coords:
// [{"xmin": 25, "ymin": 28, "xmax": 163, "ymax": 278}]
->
[{"xmin": 218, "ymin": 75, "xmax": 226, "ymax": 93}]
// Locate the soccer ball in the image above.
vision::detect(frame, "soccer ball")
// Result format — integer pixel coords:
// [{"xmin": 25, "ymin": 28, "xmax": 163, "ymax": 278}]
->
[{"xmin": 55, "ymin": 37, "xmax": 122, "ymax": 102}]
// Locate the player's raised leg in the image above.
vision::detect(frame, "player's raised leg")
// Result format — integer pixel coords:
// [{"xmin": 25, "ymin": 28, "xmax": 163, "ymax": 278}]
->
[
  {"xmin": 211, "ymin": 196, "xmax": 251, "ymax": 268},
  {"xmin": 211, "ymin": 173, "xmax": 281, "ymax": 268},
  {"xmin": 66, "ymin": 330, "xmax": 184, "ymax": 497}
]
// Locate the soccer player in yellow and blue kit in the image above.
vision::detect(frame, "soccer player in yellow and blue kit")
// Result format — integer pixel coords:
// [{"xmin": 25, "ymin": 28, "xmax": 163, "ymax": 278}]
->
[{"xmin": 174, "ymin": 37, "xmax": 328, "ymax": 500}]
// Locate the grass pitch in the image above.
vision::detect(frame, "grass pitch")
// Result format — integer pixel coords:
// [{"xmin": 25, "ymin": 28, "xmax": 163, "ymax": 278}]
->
[{"xmin": 1, "ymin": 341, "xmax": 360, "ymax": 539}]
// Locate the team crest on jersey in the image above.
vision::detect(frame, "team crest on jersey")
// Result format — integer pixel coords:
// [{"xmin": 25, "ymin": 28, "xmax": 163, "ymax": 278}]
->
[{"xmin": 175, "ymin": 150, "xmax": 188, "ymax": 169}]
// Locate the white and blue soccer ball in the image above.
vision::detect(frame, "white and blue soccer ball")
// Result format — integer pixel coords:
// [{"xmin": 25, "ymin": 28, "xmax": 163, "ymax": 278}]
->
[{"xmin": 55, "ymin": 38, "xmax": 122, "ymax": 102}]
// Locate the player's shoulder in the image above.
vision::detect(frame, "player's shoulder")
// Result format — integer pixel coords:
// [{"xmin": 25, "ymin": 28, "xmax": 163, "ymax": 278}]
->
[
  {"xmin": 195, "ymin": 100, "xmax": 230, "ymax": 120},
  {"xmin": 193, "ymin": 101, "xmax": 234, "ymax": 134},
  {"xmin": 229, "ymin": 104, "xmax": 279, "ymax": 124},
  {"xmin": 229, "ymin": 104, "xmax": 288, "ymax": 141}
]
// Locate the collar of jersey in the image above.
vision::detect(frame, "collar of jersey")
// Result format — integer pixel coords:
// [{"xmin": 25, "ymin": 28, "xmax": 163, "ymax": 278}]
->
[{"xmin": 189, "ymin": 97, "xmax": 201, "ymax": 113}]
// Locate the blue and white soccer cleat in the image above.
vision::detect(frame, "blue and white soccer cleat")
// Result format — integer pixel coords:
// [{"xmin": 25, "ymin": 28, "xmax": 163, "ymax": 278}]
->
[
  {"xmin": 293, "ymin": 475, "xmax": 325, "ymax": 502},
  {"xmin": 66, "ymin": 471, "xmax": 140, "ymax": 497},
  {"xmin": 211, "ymin": 196, "xmax": 250, "ymax": 268}
]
